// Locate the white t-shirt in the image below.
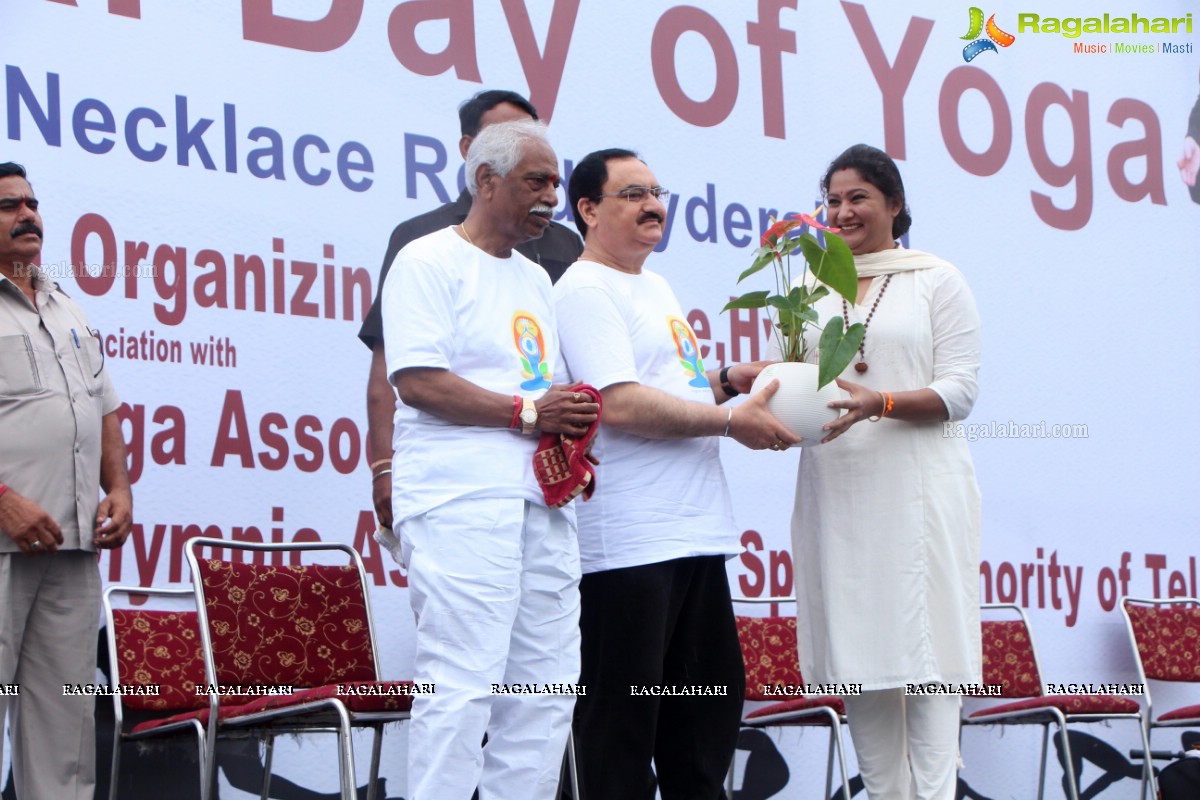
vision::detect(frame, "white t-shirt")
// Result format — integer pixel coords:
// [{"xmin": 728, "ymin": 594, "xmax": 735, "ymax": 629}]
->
[
  {"xmin": 382, "ymin": 226, "xmax": 564, "ymax": 524},
  {"xmin": 553, "ymin": 259, "xmax": 737, "ymax": 574}
]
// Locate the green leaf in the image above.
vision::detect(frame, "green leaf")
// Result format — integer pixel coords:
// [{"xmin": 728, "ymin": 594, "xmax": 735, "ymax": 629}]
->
[
  {"xmin": 817, "ymin": 318, "xmax": 865, "ymax": 389},
  {"xmin": 766, "ymin": 293, "xmax": 800, "ymax": 311},
  {"xmin": 722, "ymin": 290, "xmax": 770, "ymax": 311},
  {"xmin": 799, "ymin": 233, "xmax": 858, "ymax": 304},
  {"xmin": 738, "ymin": 250, "xmax": 778, "ymax": 283},
  {"xmin": 806, "ymin": 284, "xmax": 830, "ymax": 304},
  {"xmin": 822, "ymin": 234, "xmax": 859, "ymax": 303}
]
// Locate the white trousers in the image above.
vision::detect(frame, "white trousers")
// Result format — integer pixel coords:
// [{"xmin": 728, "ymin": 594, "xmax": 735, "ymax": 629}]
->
[
  {"xmin": 0, "ymin": 551, "xmax": 100, "ymax": 800},
  {"xmin": 394, "ymin": 497, "xmax": 580, "ymax": 800},
  {"xmin": 843, "ymin": 689, "xmax": 962, "ymax": 800}
]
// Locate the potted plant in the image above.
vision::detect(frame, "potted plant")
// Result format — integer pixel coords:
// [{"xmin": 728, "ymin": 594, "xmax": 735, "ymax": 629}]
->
[{"xmin": 722, "ymin": 209, "xmax": 865, "ymax": 444}]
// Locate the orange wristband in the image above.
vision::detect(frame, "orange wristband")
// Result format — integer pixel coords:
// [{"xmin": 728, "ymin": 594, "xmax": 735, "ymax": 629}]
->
[{"xmin": 881, "ymin": 392, "xmax": 894, "ymax": 417}]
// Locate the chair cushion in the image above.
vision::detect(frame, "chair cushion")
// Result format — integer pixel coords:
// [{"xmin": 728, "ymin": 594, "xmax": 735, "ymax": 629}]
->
[
  {"xmin": 197, "ymin": 559, "xmax": 378, "ymax": 688},
  {"xmin": 111, "ymin": 609, "xmax": 208, "ymax": 712},
  {"xmin": 1157, "ymin": 703, "xmax": 1200, "ymax": 723},
  {"xmin": 129, "ymin": 706, "xmax": 213, "ymax": 735},
  {"xmin": 980, "ymin": 619, "xmax": 1041, "ymax": 698},
  {"xmin": 223, "ymin": 681, "xmax": 416, "ymax": 717},
  {"xmin": 744, "ymin": 695, "xmax": 846, "ymax": 725},
  {"xmin": 737, "ymin": 616, "xmax": 804, "ymax": 701},
  {"xmin": 1124, "ymin": 602, "xmax": 1200, "ymax": 682},
  {"xmin": 969, "ymin": 694, "xmax": 1140, "ymax": 719}
]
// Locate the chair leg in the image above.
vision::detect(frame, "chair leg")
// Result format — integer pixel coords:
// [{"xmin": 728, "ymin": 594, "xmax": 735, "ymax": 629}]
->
[
  {"xmin": 823, "ymin": 729, "xmax": 835, "ymax": 800},
  {"xmin": 1036, "ymin": 724, "xmax": 1049, "ymax": 800},
  {"xmin": 366, "ymin": 723, "xmax": 384, "ymax": 800},
  {"xmin": 830, "ymin": 717, "xmax": 852, "ymax": 800},
  {"xmin": 108, "ymin": 730, "xmax": 122, "ymax": 800},
  {"xmin": 1054, "ymin": 723, "xmax": 1081, "ymax": 800},
  {"xmin": 192, "ymin": 722, "xmax": 207, "ymax": 800},
  {"xmin": 334, "ymin": 705, "xmax": 358, "ymax": 800},
  {"xmin": 260, "ymin": 733, "xmax": 275, "ymax": 800},
  {"xmin": 202, "ymin": 719, "xmax": 220, "ymax": 800},
  {"xmin": 1137, "ymin": 723, "xmax": 1156, "ymax": 800},
  {"xmin": 567, "ymin": 727, "xmax": 581, "ymax": 800}
]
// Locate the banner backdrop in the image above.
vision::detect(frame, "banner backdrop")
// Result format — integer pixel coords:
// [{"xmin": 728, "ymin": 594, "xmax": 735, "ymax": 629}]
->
[{"xmin": 4, "ymin": 0, "xmax": 1198, "ymax": 797}]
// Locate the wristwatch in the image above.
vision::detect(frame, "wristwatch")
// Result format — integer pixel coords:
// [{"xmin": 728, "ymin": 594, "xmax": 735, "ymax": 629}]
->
[{"xmin": 519, "ymin": 397, "xmax": 539, "ymax": 435}]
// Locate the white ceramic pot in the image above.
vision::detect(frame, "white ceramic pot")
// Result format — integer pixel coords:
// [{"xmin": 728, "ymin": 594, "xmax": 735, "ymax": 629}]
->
[{"xmin": 750, "ymin": 362, "xmax": 844, "ymax": 446}]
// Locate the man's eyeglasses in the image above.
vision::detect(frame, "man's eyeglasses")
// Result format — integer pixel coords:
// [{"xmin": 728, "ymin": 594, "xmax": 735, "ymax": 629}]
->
[
  {"xmin": 88, "ymin": 328, "xmax": 104, "ymax": 378},
  {"xmin": 594, "ymin": 186, "xmax": 670, "ymax": 204},
  {"xmin": 0, "ymin": 196, "xmax": 39, "ymax": 212}
]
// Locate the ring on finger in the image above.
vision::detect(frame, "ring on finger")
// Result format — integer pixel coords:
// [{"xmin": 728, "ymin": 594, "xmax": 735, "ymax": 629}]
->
[
  {"xmin": 572, "ymin": 392, "xmax": 581, "ymax": 402},
  {"xmin": 29, "ymin": 540, "xmax": 41, "ymax": 550}
]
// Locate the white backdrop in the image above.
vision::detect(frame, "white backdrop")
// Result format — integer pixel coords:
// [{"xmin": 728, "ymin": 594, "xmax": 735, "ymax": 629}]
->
[{"xmin": 4, "ymin": 0, "xmax": 1199, "ymax": 797}]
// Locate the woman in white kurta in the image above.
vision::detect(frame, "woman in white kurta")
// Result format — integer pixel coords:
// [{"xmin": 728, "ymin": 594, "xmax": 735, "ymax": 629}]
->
[{"xmin": 793, "ymin": 145, "xmax": 982, "ymax": 800}]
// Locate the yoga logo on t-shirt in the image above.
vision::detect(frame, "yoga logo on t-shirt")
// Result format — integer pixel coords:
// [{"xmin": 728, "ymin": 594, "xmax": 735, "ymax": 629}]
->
[
  {"xmin": 512, "ymin": 311, "xmax": 553, "ymax": 390},
  {"xmin": 668, "ymin": 317, "xmax": 709, "ymax": 388}
]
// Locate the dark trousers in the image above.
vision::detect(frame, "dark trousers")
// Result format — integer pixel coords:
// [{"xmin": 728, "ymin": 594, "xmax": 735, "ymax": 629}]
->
[{"xmin": 573, "ymin": 555, "xmax": 745, "ymax": 800}]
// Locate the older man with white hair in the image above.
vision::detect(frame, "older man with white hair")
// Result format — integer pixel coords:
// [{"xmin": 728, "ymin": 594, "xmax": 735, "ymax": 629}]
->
[{"xmin": 379, "ymin": 119, "xmax": 598, "ymax": 799}]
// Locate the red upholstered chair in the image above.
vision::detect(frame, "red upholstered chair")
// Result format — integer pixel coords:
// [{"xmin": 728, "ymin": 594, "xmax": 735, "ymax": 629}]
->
[
  {"xmin": 733, "ymin": 600, "xmax": 851, "ymax": 799},
  {"xmin": 103, "ymin": 586, "xmax": 210, "ymax": 800},
  {"xmin": 1120, "ymin": 596, "xmax": 1200, "ymax": 800},
  {"xmin": 185, "ymin": 537, "xmax": 413, "ymax": 800},
  {"xmin": 963, "ymin": 603, "xmax": 1152, "ymax": 800}
]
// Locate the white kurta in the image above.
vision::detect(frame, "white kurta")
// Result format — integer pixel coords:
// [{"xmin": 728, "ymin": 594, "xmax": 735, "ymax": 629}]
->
[{"xmin": 791, "ymin": 248, "xmax": 982, "ymax": 690}]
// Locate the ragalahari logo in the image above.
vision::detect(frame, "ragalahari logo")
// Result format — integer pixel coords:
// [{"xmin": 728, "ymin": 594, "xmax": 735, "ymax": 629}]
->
[{"xmin": 961, "ymin": 7, "xmax": 1016, "ymax": 61}]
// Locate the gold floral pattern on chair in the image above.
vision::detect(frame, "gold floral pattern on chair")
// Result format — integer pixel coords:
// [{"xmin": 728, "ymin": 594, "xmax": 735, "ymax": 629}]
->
[
  {"xmin": 111, "ymin": 609, "xmax": 208, "ymax": 712},
  {"xmin": 968, "ymin": 693, "xmax": 1140, "ymax": 720},
  {"xmin": 197, "ymin": 560, "xmax": 377, "ymax": 688},
  {"xmin": 981, "ymin": 619, "xmax": 1041, "ymax": 698},
  {"xmin": 738, "ymin": 616, "xmax": 803, "ymax": 701},
  {"xmin": 1124, "ymin": 601, "xmax": 1200, "ymax": 682}
]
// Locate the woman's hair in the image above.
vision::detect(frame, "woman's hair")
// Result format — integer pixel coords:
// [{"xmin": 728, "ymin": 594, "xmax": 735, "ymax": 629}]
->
[{"xmin": 820, "ymin": 144, "xmax": 912, "ymax": 239}]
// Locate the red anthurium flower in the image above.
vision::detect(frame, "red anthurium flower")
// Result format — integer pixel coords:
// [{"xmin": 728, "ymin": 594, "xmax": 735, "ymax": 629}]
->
[
  {"xmin": 760, "ymin": 217, "xmax": 804, "ymax": 246},
  {"xmin": 786, "ymin": 206, "xmax": 841, "ymax": 233}
]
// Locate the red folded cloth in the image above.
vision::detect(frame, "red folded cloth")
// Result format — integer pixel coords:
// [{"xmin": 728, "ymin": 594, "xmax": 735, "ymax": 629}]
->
[{"xmin": 533, "ymin": 385, "xmax": 602, "ymax": 509}]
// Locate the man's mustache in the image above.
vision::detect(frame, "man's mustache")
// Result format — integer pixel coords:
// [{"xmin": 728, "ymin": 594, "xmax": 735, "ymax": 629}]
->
[
  {"xmin": 638, "ymin": 211, "xmax": 664, "ymax": 225},
  {"xmin": 11, "ymin": 222, "xmax": 42, "ymax": 239}
]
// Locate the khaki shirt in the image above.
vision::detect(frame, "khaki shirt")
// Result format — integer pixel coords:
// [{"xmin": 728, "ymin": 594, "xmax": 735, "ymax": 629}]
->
[{"xmin": 0, "ymin": 271, "xmax": 120, "ymax": 552}]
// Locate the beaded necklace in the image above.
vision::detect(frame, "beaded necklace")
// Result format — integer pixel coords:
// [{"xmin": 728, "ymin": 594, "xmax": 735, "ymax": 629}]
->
[{"xmin": 842, "ymin": 272, "xmax": 894, "ymax": 374}]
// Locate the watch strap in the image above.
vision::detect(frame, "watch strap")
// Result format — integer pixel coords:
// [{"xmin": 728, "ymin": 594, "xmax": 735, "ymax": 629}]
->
[{"xmin": 719, "ymin": 366, "xmax": 739, "ymax": 398}]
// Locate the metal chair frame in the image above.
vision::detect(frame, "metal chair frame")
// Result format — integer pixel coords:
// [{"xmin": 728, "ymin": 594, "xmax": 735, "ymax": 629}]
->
[
  {"xmin": 730, "ymin": 596, "xmax": 852, "ymax": 800},
  {"xmin": 963, "ymin": 603, "xmax": 1152, "ymax": 800},
  {"xmin": 103, "ymin": 585, "xmax": 207, "ymax": 800},
  {"xmin": 1120, "ymin": 595, "xmax": 1200, "ymax": 800},
  {"xmin": 185, "ymin": 536, "xmax": 409, "ymax": 800}
]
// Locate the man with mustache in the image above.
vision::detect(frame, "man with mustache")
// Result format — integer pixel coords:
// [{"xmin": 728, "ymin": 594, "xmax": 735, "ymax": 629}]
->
[
  {"xmin": 378, "ymin": 121, "xmax": 598, "ymax": 799},
  {"xmin": 553, "ymin": 149, "xmax": 799, "ymax": 799},
  {"xmin": 358, "ymin": 90, "xmax": 582, "ymax": 531},
  {"xmin": 0, "ymin": 162, "xmax": 132, "ymax": 799}
]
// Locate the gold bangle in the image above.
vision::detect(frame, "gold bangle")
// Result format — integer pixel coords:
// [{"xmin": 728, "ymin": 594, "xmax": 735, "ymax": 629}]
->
[
  {"xmin": 369, "ymin": 458, "xmax": 392, "ymax": 473},
  {"xmin": 868, "ymin": 391, "xmax": 884, "ymax": 423}
]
